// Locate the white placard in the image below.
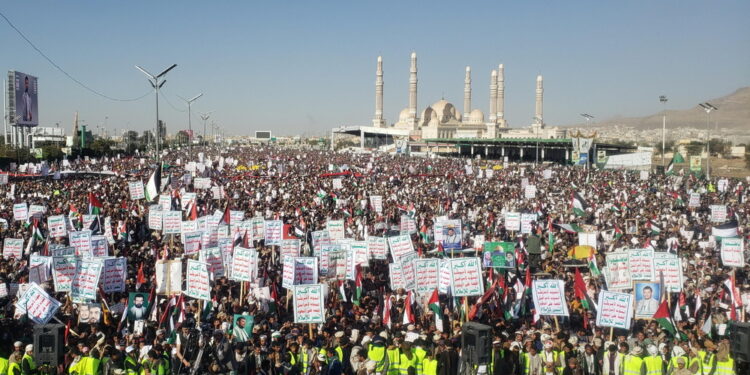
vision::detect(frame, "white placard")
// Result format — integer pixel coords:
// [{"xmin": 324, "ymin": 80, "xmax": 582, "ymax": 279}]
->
[
  {"xmin": 292, "ymin": 284, "xmax": 325, "ymax": 324},
  {"xmin": 264, "ymin": 220, "xmax": 283, "ymax": 246},
  {"xmin": 531, "ymin": 279, "xmax": 570, "ymax": 316},
  {"xmin": 185, "ymin": 260, "xmax": 211, "ymax": 301},
  {"xmin": 721, "ymin": 238, "xmax": 744, "ymax": 268},
  {"xmin": 605, "ymin": 252, "xmax": 632, "ymax": 290},
  {"xmin": 388, "ymin": 235, "xmax": 414, "ymax": 260},
  {"xmin": 628, "ymin": 249, "xmax": 655, "ymax": 280},
  {"xmin": 595, "ymin": 290, "xmax": 634, "ymax": 329},
  {"xmin": 505, "ymin": 212, "xmax": 521, "ymax": 232},
  {"xmin": 129, "ymin": 181, "xmax": 145, "ymax": 200},
  {"xmin": 448, "ymin": 257, "xmax": 484, "ymax": 297}
]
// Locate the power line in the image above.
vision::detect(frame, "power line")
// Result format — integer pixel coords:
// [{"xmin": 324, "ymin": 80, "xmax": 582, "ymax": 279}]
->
[
  {"xmin": 0, "ymin": 10, "xmax": 151, "ymax": 102},
  {"xmin": 158, "ymin": 90, "xmax": 186, "ymax": 113}
]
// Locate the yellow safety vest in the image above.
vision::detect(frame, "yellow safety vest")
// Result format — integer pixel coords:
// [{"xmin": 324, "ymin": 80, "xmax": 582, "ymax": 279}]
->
[
  {"xmin": 643, "ymin": 355, "xmax": 662, "ymax": 375},
  {"xmin": 80, "ymin": 357, "xmax": 101, "ymax": 375},
  {"xmin": 715, "ymin": 358, "xmax": 735, "ymax": 375},
  {"xmin": 288, "ymin": 351, "xmax": 297, "ymax": 366},
  {"xmin": 8, "ymin": 362, "xmax": 20, "ymax": 375},
  {"xmin": 0, "ymin": 358, "xmax": 8, "ymax": 375},
  {"xmin": 386, "ymin": 349, "xmax": 401, "ymax": 375},
  {"xmin": 489, "ymin": 348, "xmax": 504, "ymax": 373},
  {"xmin": 689, "ymin": 357, "xmax": 702, "ymax": 375},
  {"xmin": 423, "ymin": 358, "xmax": 438, "ymax": 375},
  {"xmin": 557, "ymin": 351, "xmax": 567, "ymax": 374},
  {"xmin": 300, "ymin": 350, "xmax": 309, "ymax": 374},
  {"xmin": 398, "ymin": 353, "xmax": 416, "ymax": 375},
  {"xmin": 698, "ymin": 351, "xmax": 715, "ymax": 375},
  {"xmin": 124, "ymin": 356, "xmax": 138, "ymax": 375},
  {"xmin": 319, "ymin": 348, "xmax": 328, "ymax": 364},
  {"xmin": 368, "ymin": 346, "xmax": 387, "ymax": 373},
  {"xmin": 669, "ymin": 356, "xmax": 687, "ymax": 373},
  {"xmin": 139, "ymin": 358, "xmax": 149, "ymax": 375},
  {"xmin": 335, "ymin": 347, "xmax": 344, "ymax": 362},
  {"xmin": 623, "ymin": 355, "xmax": 643, "ymax": 375},
  {"xmin": 20, "ymin": 355, "xmax": 35, "ymax": 375},
  {"xmin": 414, "ymin": 347, "xmax": 426, "ymax": 375},
  {"xmin": 522, "ymin": 353, "xmax": 530, "ymax": 375}
]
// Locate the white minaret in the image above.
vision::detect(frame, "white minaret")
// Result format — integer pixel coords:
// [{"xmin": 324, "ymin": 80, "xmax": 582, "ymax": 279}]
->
[
  {"xmin": 372, "ymin": 56, "xmax": 385, "ymax": 128},
  {"xmin": 497, "ymin": 64, "xmax": 505, "ymax": 125},
  {"xmin": 535, "ymin": 74, "xmax": 543, "ymax": 125},
  {"xmin": 463, "ymin": 66, "xmax": 471, "ymax": 119},
  {"xmin": 489, "ymin": 70, "xmax": 498, "ymax": 123},
  {"xmin": 408, "ymin": 52, "xmax": 418, "ymax": 125}
]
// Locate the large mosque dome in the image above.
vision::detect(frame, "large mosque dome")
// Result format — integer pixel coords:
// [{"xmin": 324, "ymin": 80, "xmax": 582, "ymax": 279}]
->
[{"xmin": 467, "ymin": 109, "xmax": 485, "ymax": 124}]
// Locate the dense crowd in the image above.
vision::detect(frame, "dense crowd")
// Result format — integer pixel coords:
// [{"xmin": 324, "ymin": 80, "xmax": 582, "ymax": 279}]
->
[{"xmin": 0, "ymin": 145, "xmax": 747, "ymax": 375}]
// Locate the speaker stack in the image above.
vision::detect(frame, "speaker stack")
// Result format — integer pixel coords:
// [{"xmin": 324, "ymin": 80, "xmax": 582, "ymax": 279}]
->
[
  {"xmin": 33, "ymin": 324, "xmax": 65, "ymax": 369},
  {"xmin": 461, "ymin": 322, "xmax": 492, "ymax": 366}
]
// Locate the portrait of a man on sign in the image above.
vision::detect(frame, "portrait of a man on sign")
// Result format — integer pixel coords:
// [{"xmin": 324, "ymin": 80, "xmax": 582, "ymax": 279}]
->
[
  {"xmin": 442, "ymin": 225, "xmax": 461, "ymax": 250},
  {"xmin": 127, "ymin": 292, "xmax": 149, "ymax": 321},
  {"xmin": 232, "ymin": 314, "xmax": 254, "ymax": 343},
  {"xmin": 634, "ymin": 282, "xmax": 661, "ymax": 319},
  {"xmin": 482, "ymin": 242, "xmax": 516, "ymax": 268}
]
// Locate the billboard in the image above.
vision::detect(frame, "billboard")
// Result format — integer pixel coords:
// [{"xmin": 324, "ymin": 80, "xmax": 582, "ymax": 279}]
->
[
  {"xmin": 255, "ymin": 131, "xmax": 271, "ymax": 139},
  {"xmin": 10, "ymin": 71, "xmax": 39, "ymax": 127}
]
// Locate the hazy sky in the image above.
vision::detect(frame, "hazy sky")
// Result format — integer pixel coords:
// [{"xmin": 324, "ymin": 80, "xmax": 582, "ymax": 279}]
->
[{"xmin": 1, "ymin": 1, "xmax": 748, "ymax": 136}]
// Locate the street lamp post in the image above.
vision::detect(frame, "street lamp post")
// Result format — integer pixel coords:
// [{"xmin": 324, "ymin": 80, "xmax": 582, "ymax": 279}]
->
[
  {"xmin": 179, "ymin": 93, "xmax": 203, "ymax": 156},
  {"xmin": 580, "ymin": 114, "xmax": 594, "ymax": 169},
  {"xmin": 135, "ymin": 64, "xmax": 177, "ymax": 161},
  {"xmin": 699, "ymin": 102, "xmax": 718, "ymax": 180},
  {"xmin": 660, "ymin": 95, "xmax": 668, "ymax": 167}
]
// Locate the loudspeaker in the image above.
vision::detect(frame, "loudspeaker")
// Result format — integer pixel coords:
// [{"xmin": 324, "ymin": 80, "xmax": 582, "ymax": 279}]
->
[
  {"xmin": 33, "ymin": 324, "xmax": 65, "ymax": 368},
  {"xmin": 461, "ymin": 322, "xmax": 492, "ymax": 365},
  {"xmin": 730, "ymin": 322, "xmax": 750, "ymax": 363}
]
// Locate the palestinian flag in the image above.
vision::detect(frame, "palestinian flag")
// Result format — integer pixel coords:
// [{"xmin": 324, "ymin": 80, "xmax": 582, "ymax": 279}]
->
[
  {"xmin": 31, "ymin": 217, "xmax": 45, "ymax": 243},
  {"xmin": 614, "ymin": 225, "xmax": 624, "ymax": 240},
  {"xmin": 653, "ymin": 300, "xmax": 678, "ymax": 336},
  {"xmin": 574, "ymin": 268, "xmax": 593, "ymax": 328},
  {"xmin": 353, "ymin": 266, "xmax": 363, "ymax": 306},
  {"xmin": 666, "ymin": 159, "xmax": 675, "ymax": 175},
  {"xmin": 338, "ymin": 280, "xmax": 348, "ymax": 302},
  {"xmin": 145, "ymin": 167, "xmax": 161, "ymax": 202},
  {"xmin": 712, "ymin": 221, "xmax": 739, "ymax": 239},
  {"xmin": 572, "ymin": 192, "xmax": 589, "ymax": 216},
  {"xmin": 220, "ymin": 204, "xmax": 231, "ymax": 226},
  {"xmin": 647, "ymin": 220, "xmax": 662, "ymax": 235},
  {"xmin": 88, "ymin": 192, "xmax": 103, "ymax": 215},
  {"xmin": 419, "ymin": 224, "xmax": 430, "ymax": 244},
  {"xmin": 161, "ymin": 173, "xmax": 172, "ymax": 194},
  {"xmin": 588, "ymin": 253, "xmax": 601, "ymax": 277},
  {"xmin": 556, "ymin": 223, "xmax": 584, "ymax": 233},
  {"xmin": 428, "ymin": 289, "xmax": 444, "ymax": 332}
]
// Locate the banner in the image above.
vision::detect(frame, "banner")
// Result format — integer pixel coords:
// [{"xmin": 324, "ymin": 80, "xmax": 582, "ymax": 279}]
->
[
  {"xmin": 231, "ymin": 247, "xmax": 257, "ymax": 282},
  {"xmin": 91, "ymin": 235, "xmax": 109, "ymax": 257},
  {"xmin": 312, "ymin": 230, "xmax": 331, "ymax": 256},
  {"xmin": 448, "ymin": 257, "xmax": 484, "ymax": 297},
  {"xmin": 688, "ymin": 193, "xmax": 700, "ymax": 208},
  {"xmin": 350, "ymin": 241, "xmax": 369, "ymax": 267},
  {"xmin": 595, "ymin": 290, "xmax": 634, "ymax": 329},
  {"xmin": 292, "ymin": 284, "xmax": 325, "ymax": 324},
  {"xmin": 294, "ymin": 257, "xmax": 319, "ymax": 285},
  {"xmin": 504, "ymin": 212, "xmax": 521, "ymax": 232},
  {"xmin": 710, "ymin": 205, "xmax": 727, "ymax": 223},
  {"xmin": 531, "ymin": 279, "xmax": 570, "ymax": 316},
  {"xmin": 605, "ymin": 252, "xmax": 632, "ymax": 290},
  {"xmin": 400, "ymin": 215, "xmax": 417, "ymax": 235},
  {"xmin": 388, "ymin": 235, "xmax": 414, "ymax": 260},
  {"xmin": 155, "ymin": 260, "xmax": 182, "ymax": 295},
  {"xmin": 524, "ymin": 185, "xmax": 537, "ymax": 199},
  {"xmin": 14, "ymin": 283, "xmax": 62, "ymax": 324},
  {"xmin": 129, "ymin": 181, "xmax": 145, "ymax": 200},
  {"xmin": 3, "ymin": 238, "xmax": 24, "ymax": 259},
  {"xmin": 721, "ymin": 238, "xmax": 744, "ymax": 268},
  {"xmin": 521, "ymin": 214, "xmax": 535, "ymax": 234},
  {"xmin": 71, "ymin": 259, "xmax": 103, "ymax": 303},
  {"xmin": 690, "ymin": 155, "xmax": 702, "ymax": 172},
  {"xmin": 398, "ymin": 252, "xmax": 418, "ymax": 291},
  {"xmin": 282, "ymin": 256, "xmax": 296, "ymax": 289},
  {"xmin": 101, "ymin": 258, "xmax": 127, "ymax": 293},
  {"xmin": 653, "ymin": 252, "xmax": 683, "ymax": 292},
  {"xmin": 628, "ymin": 249, "xmax": 655, "ymax": 281},
  {"xmin": 389, "ymin": 262, "xmax": 405, "ymax": 291},
  {"xmin": 414, "ymin": 259, "xmax": 439, "ymax": 294},
  {"xmin": 186, "ymin": 260, "xmax": 211, "ymax": 301},
  {"xmin": 48, "ymin": 215, "xmax": 67, "ymax": 237},
  {"xmin": 482, "ymin": 242, "xmax": 516, "ymax": 269},
  {"xmin": 264, "ymin": 220, "xmax": 283, "ymax": 246},
  {"xmin": 52, "ymin": 256, "xmax": 78, "ymax": 292},
  {"xmin": 367, "ymin": 237, "xmax": 387, "ymax": 259}
]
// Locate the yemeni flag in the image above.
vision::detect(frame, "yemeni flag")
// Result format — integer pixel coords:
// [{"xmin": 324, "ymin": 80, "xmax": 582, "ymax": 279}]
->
[
  {"xmin": 136, "ymin": 262, "xmax": 146, "ymax": 290},
  {"xmin": 468, "ymin": 278, "xmax": 498, "ymax": 321},
  {"xmin": 614, "ymin": 225, "xmax": 624, "ymax": 240},
  {"xmin": 402, "ymin": 291, "xmax": 415, "ymax": 324},
  {"xmin": 653, "ymin": 300, "xmax": 678, "ymax": 336},
  {"xmin": 712, "ymin": 221, "xmax": 739, "ymax": 240},
  {"xmin": 88, "ymin": 192, "xmax": 103, "ymax": 215},
  {"xmin": 220, "ymin": 204, "xmax": 231, "ymax": 226},
  {"xmin": 145, "ymin": 167, "xmax": 161, "ymax": 202},
  {"xmin": 428, "ymin": 289, "xmax": 444, "ymax": 332},
  {"xmin": 556, "ymin": 223, "xmax": 584, "ymax": 233},
  {"xmin": 572, "ymin": 192, "xmax": 589, "ymax": 216},
  {"xmin": 353, "ymin": 266, "xmax": 363, "ymax": 306},
  {"xmin": 338, "ymin": 280, "xmax": 348, "ymax": 302},
  {"xmin": 723, "ymin": 276, "xmax": 741, "ymax": 320},
  {"xmin": 383, "ymin": 295, "xmax": 392, "ymax": 328}
]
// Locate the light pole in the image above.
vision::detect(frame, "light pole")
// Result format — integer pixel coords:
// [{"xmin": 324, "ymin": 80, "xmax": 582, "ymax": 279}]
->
[
  {"xmin": 179, "ymin": 93, "xmax": 203, "ymax": 154},
  {"xmin": 200, "ymin": 112, "xmax": 213, "ymax": 147},
  {"xmin": 135, "ymin": 64, "xmax": 177, "ymax": 161},
  {"xmin": 699, "ymin": 102, "xmax": 718, "ymax": 179},
  {"xmin": 580, "ymin": 114, "xmax": 594, "ymax": 169},
  {"xmin": 660, "ymin": 96, "xmax": 668, "ymax": 166}
]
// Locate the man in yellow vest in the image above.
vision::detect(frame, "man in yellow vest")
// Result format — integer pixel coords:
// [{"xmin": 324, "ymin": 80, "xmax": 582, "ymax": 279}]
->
[
  {"xmin": 489, "ymin": 339, "xmax": 503, "ymax": 375},
  {"xmin": 398, "ymin": 341, "xmax": 416, "ymax": 375},
  {"xmin": 714, "ymin": 343, "xmax": 734, "ymax": 375},
  {"xmin": 412, "ymin": 340, "xmax": 427, "ymax": 375},
  {"xmin": 644, "ymin": 345, "xmax": 664, "ymax": 375},
  {"xmin": 386, "ymin": 337, "xmax": 401, "ymax": 375},
  {"xmin": 621, "ymin": 346, "xmax": 646, "ymax": 375},
  {"xmin": 78, "ymin": 349, "xmax": 101, "ymax": 375},
  {"xmin": 20, "ymin": 346, "xmax": 36, "ymax": 375},
  {"xmin": 0, "ymin": 355, "xmax": 8, "ymax": 375},
  {"xmin": 668, "ymin": 346, "xmax": 688, "ymax": 375},
  {"xmin": 697, "ymin": 341, "xmax": 716, "ymax": 375},
  {"xmin": 124, "ymin": 347, "xmax": 140, "ymax": 375},
  {"xmin": 422, "ymin": 351, "xmax": 438, "ymax": 375},
  {"xmin": 367, "ymin": 337, "xmax": 388, "ymax": 375}
]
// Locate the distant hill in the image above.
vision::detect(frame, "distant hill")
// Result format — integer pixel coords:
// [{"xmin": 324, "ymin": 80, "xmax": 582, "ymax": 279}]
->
[{"xmin": 564, "ymin": 87, "xmax": 750, "ymax": 130}]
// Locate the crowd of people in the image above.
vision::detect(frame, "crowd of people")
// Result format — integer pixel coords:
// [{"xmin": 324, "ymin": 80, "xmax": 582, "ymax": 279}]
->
[{"xmin": 0, "ymin": 144, "xmax": 748, "ymax": 375}]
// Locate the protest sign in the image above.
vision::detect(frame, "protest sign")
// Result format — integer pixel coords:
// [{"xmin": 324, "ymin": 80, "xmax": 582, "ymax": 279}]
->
[
  {"xmin": 52, "ymin": 256, "xmax": 78, "ymax": 293},
  {"xmin": 186, "ymin": 260, "xmax": 211, "ymax": 301},
  {"xmin": 159, "ymin": 195, "xmax": 172, "ymax": 211},
  {"xmin": 721, "ymin": 238, "xmax": 744, "ymax": 268},
  {"xmin": 281, "ymin": 239, "xmax": 301, "ymax": 259},
  {"xmin": 69, "ymin": 230, "xmax": 93, "ymax": 257},
  {"xmin": 543, "ymin": 169, "xmax": 552, "ymax": 179},
  {"xmin": 370, "ymin": 195, "xmax": 383, "ymax": 214},
  {"xmin": 29, "ymin": 204, "xmax": 45, "ymax": 218},
  {"xmin": 388, "ymin": 235, "xmax": 414, "ymax": 260},
  {"xmin": 264, "ymin": 220, "xmax": 283, "ymax": 246},
  {"xmin": 504, "ymin": 212, "xmax": 521, "ymax": 232},
  {"xmin": 688, "ymin": 193, "xmax": 700, "ymax": 208},
  {"xmin": 578, "ymin": 232, "xmax": 597, "ymax": 248},
  {"xmin": 101, "ymin": 258, "xmax": 127, "ymax": 293},
  {"xmin": 367, "ymin": 237, "xmax": 387, "ymax": 259},
  {"xmin": 628, "ymin": 249, "xmax": 655, "ymax": 281},
  {"xmin": 3, "ymin": 238, "xmax": 24, "ymax": 259},
  {"xmin": 389, "ymin": 262, "xmax": 405, "ymax": 291},
  {"xmin": 78, "ymin": 304, "xmax": 102, "ymax": 324},
  {"xmin": 129, "ymin": 181, "xmax": 145, "ymax": 200},
  {"xmin": 200, "ymin": 247, "xmax": 225, "ymax": 278},
  {"xmin": 51, "ymin": 246, "xmax": 75, "ymax": 257},
  {"xmin": 400, "ymin": 215, "xmax": 417, "ymax": 235},
  {"xmin": 327, "ymin": 250, "xmax": 347, "ymax": 281},
  {"xmin": 13, "ymin": 203, "xmax": 28, "ymax": 221},
  {"xmin": 332, "ymin": 178, "xmax": 343, "ymax": 190},
  {"xmin": 14, "ymin": 283, "xmax": 62, "ymax": 324},
  {"xmin": 605, "ymin": 252, "xmax": 632, "ymax": 290},
  {"xmin": 531, "ymin": 279, "xmax": 570, "ymax": 316},
  {"xmin": 653, "ymin": 252, "xmax": 683, "ymax": 292},
  {"xmin": 414, "ymin": 258, "xmax": 439, "ymax": 294},
  {"xmin": 194, "ymin": 177, "xmax": 211, "ymax": 189},
  {"xmin": 231, "ymin": 247, "xmax": 257, "ymax": 282},
  {"xmin": 250, "ymin": 217, "xmax": 265, "ymax": 240},
  {"xmin": 181, "ymin": 220, "xmax": 198, "ymax": 235},
  {"xmin": 183, "ymin": 232, "xmax": 202, "ymax": 255},
  {"xmin": 71, "ymin": 259, "xmax": 103, "ymax": 303},
  {"xmin": 48, "ymin": 215, "xmax": 67, "ymax": 237},
  {"xmin": 399, "ymin": 252, "xmax": 418, "ymax": 291},
  {"xmin": 521, "ymin": 214, "xmax": 535, "ymax": 234},
  {"xmin": 710, "ymin": 205, "xmax": 727, "ymax": 223},
  {"xmin": 596, "ymin": 290, "xmax": 634, "ymax": 329},
  {"xmin": 148, "ymin": 208, "xmax": 163, "ymax": 231},
  {"xmin": 482, "ymin": 242, "xmax": 515, "ymax": 268},
  {"xmin": 327, "ymin": 220, "xmax": 345, "ymax": 240},
  {"xmin": 312, "ymin": 230, "xmax": 331, "ymax": 256},
  {"xmin": 292, "ymin": 284, "xmax": 325, "ymax": 324},
  {"xmin": 448, "ymin": 257, "xmax": 484, "ymax": 297},
  {"xmin": 294, "ymin": 257, "xmax": 318, "ymax": 285},
  {"xmin": 350, "ymin": 241, "xmax": 369, "ymax": 267},
  {"xmin": 439, "ymin": 259, "xmax": 452, "ymax": 294},
  {"xmin": 155, "ymin": 260, "xmax": 182, "ymax": 295},
  {"xmin": 91, "ymin": 236, "xmax": 109, "ymax": 258},
  {"xmin": 28, "ymin": 264, "xmax": 49, "ymax": 285},
  {"xmin": 162, "ymin": 211, "xmax": 182, "ymax": 234},
  {"xmin": 524, "ymin": 185, "xmax": 537, "ymax": 199}
]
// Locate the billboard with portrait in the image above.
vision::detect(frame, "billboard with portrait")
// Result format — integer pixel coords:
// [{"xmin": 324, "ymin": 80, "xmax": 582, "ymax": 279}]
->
[
  {"xmin": 633, "ymin": 281, "xmax": 661, "ymax": 319},
  {"xmin": 127, "ymin": 292, "xmax": 150, "ymax": 321},
  {"xmin": 232, "ymin": 314, "xmax": 254, "ymax": 343},
  {"xmin": 482, "ymin": 242, "xmax": 516, "ymax": 269},
  {"xmin": 11, "ymin": 71, "xmax": 39, "ymax": 127}
]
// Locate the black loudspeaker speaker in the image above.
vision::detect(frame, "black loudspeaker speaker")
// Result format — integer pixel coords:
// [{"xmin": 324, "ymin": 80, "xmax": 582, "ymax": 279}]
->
[
  {"xmin": 33, "ymin": 324, "xmax": 65, "ymax": 368},
  {"xmin": 461, "ymin": 322, "xmax": 492, "ymax": 365},
  {"xmin": 730, "ymin": 322, "xmax": 750, "ymax": 363}
]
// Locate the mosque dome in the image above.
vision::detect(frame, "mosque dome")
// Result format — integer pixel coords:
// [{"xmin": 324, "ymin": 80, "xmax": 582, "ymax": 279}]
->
[
  {"xmin": 398, "ymin": 108, "xmax": 412, "ymax": 122},
  {"xmin": 468, "ymin": 109, "xmax": 485, "ymax": 123},
  {"xmin": 429, "ymin": 100, "xmax": 458, "ymax": 123}
]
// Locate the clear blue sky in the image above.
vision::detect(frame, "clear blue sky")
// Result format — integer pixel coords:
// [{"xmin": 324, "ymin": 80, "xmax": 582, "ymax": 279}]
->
[{"xmin": 1, "ymin": 1, "xmax": 748, "ymax": 136}]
